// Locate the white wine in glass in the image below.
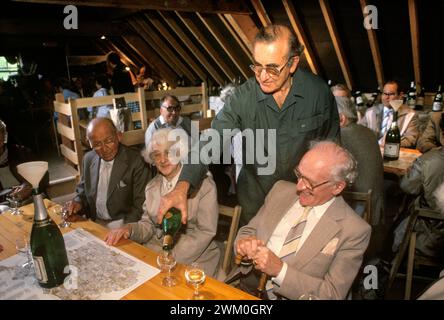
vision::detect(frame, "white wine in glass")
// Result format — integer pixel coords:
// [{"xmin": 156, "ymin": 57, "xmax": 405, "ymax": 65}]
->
[{"xmin": 185, "ymin": 263, "xmax": 206, "ymax": 300}]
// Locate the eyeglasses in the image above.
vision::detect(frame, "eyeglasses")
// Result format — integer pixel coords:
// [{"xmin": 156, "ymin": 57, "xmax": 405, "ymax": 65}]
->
[
  {"xmin": 161, "ymin": 105, "xmax": 181, "ymax": 113},
  {"xmin": 249, "ymin": 56, "xmax": 294, "ymax": 77},
  {"xmin": 90, "ymin": 136, "xmax": 117, "ymax": 150},
  {"xmin": 294, "ymin": 168, "xmax": 331, "ymax": 191},
  {"xmin": 382, "ymin": 92, "xmax": 397, "ymax": 97}
]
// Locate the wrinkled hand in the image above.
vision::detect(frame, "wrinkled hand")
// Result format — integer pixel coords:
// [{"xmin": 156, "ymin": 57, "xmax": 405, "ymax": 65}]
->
[
  {"xmin": 10, "ymin": 183, "xmax": 32, "ymax": 200},
  {"xmin": 252, "ymin": 246, "xmax": 283, "ymax": 277},
  {"xmin": 104, "ymin": 225, "xmax": 131, "ymax": 246},
  {"xmin": 64, "ymin": 200, "xmax": 84, "ymax": 222},
  {"xmin": 157, "ymin": 181, "xmax": 189, "ymax": 224},
  {"xmin": 236, "ymin": 237, "xmax": 265, "ymax": 260}
]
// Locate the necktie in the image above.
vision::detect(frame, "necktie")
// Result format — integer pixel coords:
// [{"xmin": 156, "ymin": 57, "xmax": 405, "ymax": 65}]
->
[
  {"xmin": 96, "ymin": 161, "xmax": 112, "ymax": 219},
  {"xmin": 279, "ymin": 206, "xmax": 312, "ymax": 260},
  {"xmin": 380, "ymin": 108, "xmax": 394, "ymax": 138}
]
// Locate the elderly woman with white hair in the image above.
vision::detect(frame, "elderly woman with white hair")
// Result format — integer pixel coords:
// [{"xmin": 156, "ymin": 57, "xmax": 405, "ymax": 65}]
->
[{"xmin": 105, "ymin": 128, "xmax": 221, "ymax": 277}]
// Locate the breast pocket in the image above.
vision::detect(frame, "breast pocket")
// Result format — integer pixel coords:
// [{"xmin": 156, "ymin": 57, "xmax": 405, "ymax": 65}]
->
[{"xmin": 290, "ymin": 114, "xmax": 324, "ymax": 140}]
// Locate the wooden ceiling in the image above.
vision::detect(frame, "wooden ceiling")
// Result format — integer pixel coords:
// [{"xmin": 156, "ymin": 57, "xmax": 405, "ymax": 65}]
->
[{"xmin": 1, "ymin": 0, "xmax": 442, "ymax": 92}]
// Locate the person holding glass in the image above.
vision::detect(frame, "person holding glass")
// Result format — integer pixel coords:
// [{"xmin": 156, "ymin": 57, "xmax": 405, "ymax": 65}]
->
[{"xmin": 105, "ymin": 128, "xmax": 221, "ymax": 278}]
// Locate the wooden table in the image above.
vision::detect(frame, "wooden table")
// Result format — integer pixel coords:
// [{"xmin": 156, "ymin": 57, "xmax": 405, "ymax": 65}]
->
[
  {"xmin": 0, "ymin": 200, "xmax": 256, "ymax": 300},
  {"xmin": 382, "ymin": 147, "xmax": 422, "ymax": 176}
]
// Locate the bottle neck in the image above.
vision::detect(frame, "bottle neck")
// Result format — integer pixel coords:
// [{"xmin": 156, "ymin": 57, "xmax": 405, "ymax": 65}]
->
[{"xmin": 33, "ymin": 193, "xmax": 49, "ymax": 221}]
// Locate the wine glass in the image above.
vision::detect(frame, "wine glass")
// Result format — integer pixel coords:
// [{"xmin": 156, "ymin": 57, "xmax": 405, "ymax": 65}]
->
[
  {"xmin": 7, "ymin": 194, "xmax": 23, "ymax": 215},
  {"xmin": 298, "ymin": 293, "xmax": 320, "ymax": 300},
  {"xmin": 58, "ymin": 204, "xmax": 71, "ymax": 228},
  {"xmin": 185, "ymin": 262, "xmax": 206, "ymax": 300},
  {"xmin": 157, "ymin": 250, "xmax": 177, "ymax": 287},
  {"xmin": 15, "ymin": 236, "xmax": 32, "ymax": 269}
]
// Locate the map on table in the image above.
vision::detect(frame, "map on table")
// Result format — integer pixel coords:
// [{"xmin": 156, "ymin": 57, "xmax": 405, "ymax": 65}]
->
[{"xmin": 0, "ymin": 228, "xmax": 160, "ymax": 300}]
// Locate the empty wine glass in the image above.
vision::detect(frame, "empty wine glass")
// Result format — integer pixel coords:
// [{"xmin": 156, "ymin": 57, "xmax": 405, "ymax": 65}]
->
[
  {"xmin": 157, "ymin": 250, "xmax": 177, "ymax": 287},
  {"xmin": 58, "ymin": 204, "xmax": 71, "ymax": 228},
  {"xmin": 8, "ymin": 195, "xmax": 23, "ymax": 215},
  {"xmin": 298, "ymin": 293, "xmax": 320, "ymax": 300},
  {"xmin": 185, "ymin": 262, "xmax": 206, "ymax": 300},
  {"xmin": 15, "ymin": 236, "xmax": 32, "ymax": 269}
]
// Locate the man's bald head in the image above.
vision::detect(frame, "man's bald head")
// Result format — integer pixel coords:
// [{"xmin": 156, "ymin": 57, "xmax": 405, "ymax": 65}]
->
[{"xmin": 87, "ymin": 118, "xmax": 121, "ymax": 161}]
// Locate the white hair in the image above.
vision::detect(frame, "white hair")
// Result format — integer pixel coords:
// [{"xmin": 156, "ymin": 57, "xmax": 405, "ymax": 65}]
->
[
  {"xmin": 434, "ymin": 182, "xmax": 444, "ymax": 213},
  {"xmin": 335, "ymin": 96, "xmax": 358, "ymax": 123},
  {"xmin": 142, "ymin": 127, "xmax": 189, "ymax": 165}
]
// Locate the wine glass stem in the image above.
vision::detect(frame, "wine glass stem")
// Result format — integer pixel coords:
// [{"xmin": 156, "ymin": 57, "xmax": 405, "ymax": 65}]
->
[{"xmin": 194, "ymin": 284, "xmax": 199, "ymax": 298}]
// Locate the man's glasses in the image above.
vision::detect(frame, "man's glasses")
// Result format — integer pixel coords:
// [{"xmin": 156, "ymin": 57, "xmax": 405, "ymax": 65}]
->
[
  {"xmin": 249, "ymin": 56, "xmax": 294, "ymax": 77},
  {"xmin": 382, "ymin": 92, "xmax": 397, "ymax": 97},
  {"xmin": 161, "ymin": 105, "xmax": 181, "ymax": 113},
  {"xmin": 294, "ymin": 168, "xmax": 331, "ymax": 191},
  {"xmin": 90, "ymin": 136, "xmax": 117, "ymax": 150}
]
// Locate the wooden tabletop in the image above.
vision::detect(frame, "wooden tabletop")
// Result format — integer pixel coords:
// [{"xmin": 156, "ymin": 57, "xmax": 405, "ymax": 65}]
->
[
  {"xmin": 382, "ymin": 147, "xmax": 422, "ymax": 176},
  {"xmin": 0, "ymin": 200, "xmax": 257, "ymax": 300}
]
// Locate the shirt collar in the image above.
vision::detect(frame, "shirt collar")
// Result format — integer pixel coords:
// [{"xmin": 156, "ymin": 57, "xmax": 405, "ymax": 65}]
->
[
  {"xmin": 255, "ymin": 68, "xmax": 306, "ymax": 103},
  {"xmin": 159, "ymin": 115, "xmax": 183, "ymax": 127},
  {"xmin": 296, "ymin": 196, "xmax": 335, "ymax": 219},
  {"xmin": 161, "ymin": 164, "xmax": 182, "ymax": 194}
]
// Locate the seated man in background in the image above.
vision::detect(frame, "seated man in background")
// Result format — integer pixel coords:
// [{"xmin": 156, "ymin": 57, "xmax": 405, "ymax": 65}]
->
[
  {"xmin": 228, "ymin": 141, "xmax": 371, "ymax": 300},
  {"xmin": 144, "ymin": 94, "xmax": 191, "ymax": 147},
  {"xmin": 359, "ymin": 80, "xmax": 419, "ymax": 148},
  {"xmin": 0, "ymin": 119, "xmax": 48, "ymax": 203},
  {"xmin": 335, "ymin": 96, "xmax": 384, "ymax": 226},
  {"xmin": 417, "ymin": 111, "xmax": 443, "ymax": 153},
  {"xmin": 105, "ymin": 128, "xmax": 220, "ymax": 277},
  {"xmin": 66, "ymin": 118, "xmax": 150, "ymax": 228}
]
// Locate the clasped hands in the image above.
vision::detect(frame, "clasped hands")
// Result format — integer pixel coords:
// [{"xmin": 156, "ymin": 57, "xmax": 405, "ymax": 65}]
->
[{"xmin": 236, "ymin": 236, "xmax": 283, "ymax": 277}]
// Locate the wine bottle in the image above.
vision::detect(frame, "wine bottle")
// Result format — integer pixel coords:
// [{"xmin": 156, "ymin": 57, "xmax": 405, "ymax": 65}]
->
[
  {"xmin": 432, "ymin": 85, "xmax": 443, "ymax": 112},
  {"xmin": 407, "ymin": 81, "xmax": 417, "ymax": 109},
  {"xmin": 383, "ymin": 112, "xmax": 401, "ymax": 161},
  {"xmin": 162, "ymin": 207, "xmax": 182, "ymax": 251},
  {"xmin": 30, "ymin": 192, "xmax": 69, "ymax": 288},
  {"xmin": 415, "ymin": 86, "xmax": 425, "ymax": 110}
]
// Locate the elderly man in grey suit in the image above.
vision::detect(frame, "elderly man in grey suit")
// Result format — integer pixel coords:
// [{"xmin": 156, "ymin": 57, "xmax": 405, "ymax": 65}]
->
[
  {"xmin": 66, "ymin": 118, "xmax": 150, "ymax": 228},
  {"xmin": 230, "ymin": 141, "xmax": 371, "ymax": 300},
  {"xmin": 336, "ymin": 96, "xmax": 384, "ymax": 226}
]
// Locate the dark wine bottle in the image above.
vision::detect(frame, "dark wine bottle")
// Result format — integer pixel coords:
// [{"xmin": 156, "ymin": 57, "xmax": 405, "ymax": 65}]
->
[
  {"xmin": 415, "ymin": 86, "xmax": 425, "ymax": 110},
  {"xmin": 407, "ymin": 81, "xmax": 417, "ymax": 109},
  {"xmin": 30, "ymin": 192, "xmax": 69, "ymax": 288},
  {"xmin": 383, "ymin": 111, "xmax": 401, "ymax": 161},
  {"xmin": 162, "ymin": 207, "xmax": 182, "ymax": 251},
  {"xmin": 432, "ymin": 85, "xmax": 443, "ymax": 112}
]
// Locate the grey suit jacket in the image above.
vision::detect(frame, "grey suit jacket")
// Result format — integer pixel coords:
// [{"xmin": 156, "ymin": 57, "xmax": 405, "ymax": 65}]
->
[
  {"xmin": 75, "ymin": 144, "xmax": 150, "ymax": 223},
  {"xmin": 417, "ymin": 111, "xmax": 443, "ymax": 153},
  {"xmin": 129, "ymin": 173, "xmax": 221, "ymax": 277},
  {"xmin": 230, "ymin": 180, "xmax": 371, "ymax": 300},
  {"xmin": 359, "ymin": 103, "xmax": 419, "ymax": 148},
  {"xmin": 341, "ymin": 123, "xmax": 384, "ymax": 225}
]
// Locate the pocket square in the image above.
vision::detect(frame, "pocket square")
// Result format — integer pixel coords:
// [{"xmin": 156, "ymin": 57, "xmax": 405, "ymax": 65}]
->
[
  {"xmin": 119, "ymin": 180, "xmax": 127, "ymax": 188},
  {"xmin": 321, "ymin": 237, "xmax": 339, "ymax": 256}
]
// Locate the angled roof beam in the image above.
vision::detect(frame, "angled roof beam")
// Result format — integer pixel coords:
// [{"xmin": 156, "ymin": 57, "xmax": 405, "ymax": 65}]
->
[
  {"xmin": 282, "ymin": 0, "xmax": 321, "ymax": 75},
  {"xmin": 12, "ymin": 0, "xmax": 251, "ymax": 14},
  {"xmin": 360, "ymin": 0, "xmax": 384, "ymax": 89},
  {"xmin": 251, "ymin": 0, "xmax": 272, "ymax": 27},
  {"xmin": 408, "ymin": 0, "xmax": 421, "ymax": 86},
  {"xmin": 319, "ymin": 0, "xmax": 353, "ymax": 89},
  {"xmin": 158, "ymin": 11, "xmax": 225, "ymax": 86},
  {"xmin": 217, "ymin": 14, "xmax": 253, "ymax": 63},
  {"xmin": 176, "ymin": 11, "xmax": 236, "ymax": 81},
  {"xmin": 223, "ymin": 14, "xmax": 258, "ymax": 55},
  {"xmin": 196, "ymin": 13, "xmax": 250, "ymax": 79}
]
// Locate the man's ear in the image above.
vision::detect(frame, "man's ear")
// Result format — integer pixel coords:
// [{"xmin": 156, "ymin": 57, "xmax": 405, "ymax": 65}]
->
[
  {"xmin": 339, "ymin": 113, "xmax": 347, "ymax": 127},
  {"xmin": 332, "ymin": 180, "xmax": 347, "ymax": 196},
  {"xmin": 289, "ymin": 56, "xmax": 300, "ymax": 73},
  {"xmin": 117, "ymin": 131, "xmax": 123, "ymax": 142}
]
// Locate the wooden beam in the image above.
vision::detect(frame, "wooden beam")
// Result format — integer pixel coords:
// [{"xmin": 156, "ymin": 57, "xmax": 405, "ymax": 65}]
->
[
  {"xmin": 145, "ymin": 12, "xmax": 207, "ymax": 83},
  {"xmin": 12, "ymin": 0, "xmax": 251, "ymax": 14},
  {"xmin": 408, "ymin": 0, "xmax": 421, "ymax": 86},
  {"xmin": 223, "ymin": 14, "xmax": 258, "ymax": 54},
  {"xmin": 282, "ymin": 0, "xmax": 321, "ymax": 75},
  {"xmin": 158, "ymin": 11, "xmax": 225, "ymax": 86},
  {"xmin": 105, "ymin": 39, "xmax": 138, "ymax": 70},
  {"xmin": 128, "ymin": 18, "xmax": 197, "ymax": 83},
  {"xmin": 121, "ymin": 34, "xmax": 177, "ymax": 85},
  {"xmin": 319, "ymin": 0, "xmax": 353, "ymax": 89},
  {"xmin": 196, "ymin": 13, "xmax": 250, "ymax": 79},
  {"xmin": 67, "ymin": 55, "xmax": 106, "ymax": 66},
  {"xmin": 360, "ymin": 0, "xmax": 384, "ymax": 88},
  {"xmin": 251, "ymin": 0, "xmax": 272, "ymax": 27},
  {"xmin": 176, "ymin": 11, "xmax": 236, "ymax": 81},
  {"xmin": 218, "ymin": 14, "xmax": 253, "ymax": 63}
]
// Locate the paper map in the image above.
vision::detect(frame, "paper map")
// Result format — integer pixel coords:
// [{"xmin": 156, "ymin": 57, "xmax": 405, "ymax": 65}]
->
[{"xmin": 0, "ymin": 228, "xmax": 160, "ymax": 300}]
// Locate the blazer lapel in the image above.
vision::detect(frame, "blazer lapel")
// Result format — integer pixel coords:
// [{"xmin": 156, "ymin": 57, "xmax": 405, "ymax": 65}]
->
[
  {"xmin": 90, "ymin": 153, "xmax": 100, "ymax": 202},
  {"xmin": 290, "ymin": 197, "xmax": 346, "ymax": 269},
  {"xmin": 107, "ymin": 146, "xmax": 128, "ymax": 200}
]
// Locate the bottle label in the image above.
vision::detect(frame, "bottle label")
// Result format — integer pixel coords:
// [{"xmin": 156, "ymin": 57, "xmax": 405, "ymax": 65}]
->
[
  {"xmin": 384, "ymin": 143, "xmax": 400, "ymax": 157},
  {"xmin": 33, "ymin": 256, "xmax": 48, "ymax": 283},
  {"xmin": 416, "ymin": 97, "xmax": 424, "ymax": 106},
  {"xmin": 407, "ymin": 98, "xmax": 416, "ymax": 108},
  {"xmin": 433, "ymin": 102, "xmax": 443, "ymax": 111},
  {"xmin": 356, "ymin": 97, "xmax": 363, "ymax": 105}
]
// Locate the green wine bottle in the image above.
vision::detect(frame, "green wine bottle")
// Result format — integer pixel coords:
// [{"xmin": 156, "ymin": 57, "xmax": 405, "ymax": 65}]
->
[
  {"xmin": 30, "ymin": 191, "xmax": 69, "ymax": 288},
  {"xmin": 383, "ymin": 112, "xmax": 401, "ymax": 161},
  {"xmin": 162, "ymin": 207, "xmax": 182, "ymax": 251}
]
